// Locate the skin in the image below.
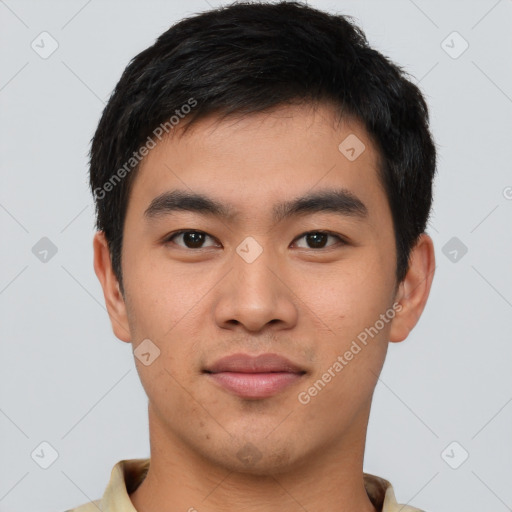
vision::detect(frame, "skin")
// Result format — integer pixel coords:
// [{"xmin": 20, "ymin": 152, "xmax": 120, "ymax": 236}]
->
[{"xmin": 93, "ymin": 102, "xmax": 435, "ymax": 512}]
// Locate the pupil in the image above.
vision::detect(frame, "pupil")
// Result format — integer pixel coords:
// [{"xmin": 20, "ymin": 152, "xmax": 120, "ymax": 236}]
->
[
  {"xmin": 184, "ymin": 232, "xmax": 204, "ymax": 248},
  {"xmin": 307, "ymin": 233, "xmax": 327, "ymax": 248}
]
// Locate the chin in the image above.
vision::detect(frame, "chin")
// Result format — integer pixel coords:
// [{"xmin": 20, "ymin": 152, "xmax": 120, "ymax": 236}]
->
[{"xmin": 202, "ymin": 437, "xmax": 301, "ymax": 476}]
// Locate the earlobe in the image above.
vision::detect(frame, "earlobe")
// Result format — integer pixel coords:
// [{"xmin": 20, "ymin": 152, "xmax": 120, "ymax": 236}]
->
[
  {"xmin": 92, "ymin": 231, "xmax": 131, "ymax": 343},
  {"xmin": 389, "ymin": 233, "xmax": 436, "ymax": 343}
]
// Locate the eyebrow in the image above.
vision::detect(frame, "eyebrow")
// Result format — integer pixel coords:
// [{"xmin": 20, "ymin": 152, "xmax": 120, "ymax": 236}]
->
[{"xmin": 144, "ymin": 188, "xmax": 368, "ymax": 223}]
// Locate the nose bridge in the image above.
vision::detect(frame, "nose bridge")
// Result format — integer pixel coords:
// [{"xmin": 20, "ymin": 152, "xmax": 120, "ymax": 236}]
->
[
  {"xmin": 233, "ymin": 234, "xmax": 279, "ymax": 303},
  {"xmin": 214, "ymin": 235, "xmax": 298, "ymax": 331}
]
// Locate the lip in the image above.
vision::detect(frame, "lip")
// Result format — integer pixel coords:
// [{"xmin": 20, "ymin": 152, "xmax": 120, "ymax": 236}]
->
[{"xmin": 203, "ymin": 353, "xmax": 306, "ymax": 399}]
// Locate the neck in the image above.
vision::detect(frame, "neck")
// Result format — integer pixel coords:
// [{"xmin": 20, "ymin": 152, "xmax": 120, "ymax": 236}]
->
[{"xmin": 130, "ymin": 405, "xmax": 377, "ymax": 512}]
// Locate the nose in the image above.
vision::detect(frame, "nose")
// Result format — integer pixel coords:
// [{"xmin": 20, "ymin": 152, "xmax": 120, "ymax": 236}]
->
[{"xmin": 213, "ymin": 240, "xmax": 299, "ymax": 333}]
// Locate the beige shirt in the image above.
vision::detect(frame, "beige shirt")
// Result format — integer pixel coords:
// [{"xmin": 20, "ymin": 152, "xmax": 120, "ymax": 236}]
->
[{"xmin": 66, "ymin": 458, "xmax": 425, "ymax": 512}]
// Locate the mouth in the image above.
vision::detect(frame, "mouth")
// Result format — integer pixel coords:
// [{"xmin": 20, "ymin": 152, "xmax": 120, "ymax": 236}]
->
[{"xmin": 203, "ymin": 353, "xmax": 307, "ymax": 399}]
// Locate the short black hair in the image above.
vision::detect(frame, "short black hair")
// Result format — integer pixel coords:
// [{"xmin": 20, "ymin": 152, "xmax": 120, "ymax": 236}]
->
[{"xmin": 89, "ymin": 0, "xmax": 437, "ymax": 296}]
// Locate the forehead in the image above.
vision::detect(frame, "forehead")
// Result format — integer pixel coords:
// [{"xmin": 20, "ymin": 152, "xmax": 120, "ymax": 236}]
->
[{"xmin": 126, "ymin": 103, "xmax": 389, "ymax": 229}]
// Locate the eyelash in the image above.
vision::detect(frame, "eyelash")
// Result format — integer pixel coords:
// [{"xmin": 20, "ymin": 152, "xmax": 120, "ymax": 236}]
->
[{"xmin": 162, "ymin": 229, "xmax": 348, "ymax": 250}]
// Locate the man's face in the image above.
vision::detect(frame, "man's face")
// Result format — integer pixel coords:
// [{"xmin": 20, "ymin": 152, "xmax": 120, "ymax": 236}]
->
[{"xmin": 117, "ymin": 104, "xmax": 400, "ymax": 474}]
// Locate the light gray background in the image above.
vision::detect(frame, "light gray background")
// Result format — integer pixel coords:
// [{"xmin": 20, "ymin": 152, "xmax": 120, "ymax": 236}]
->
[{"xmin": 1, "ymin": 1, "xmax": 511, "ymax": 511}]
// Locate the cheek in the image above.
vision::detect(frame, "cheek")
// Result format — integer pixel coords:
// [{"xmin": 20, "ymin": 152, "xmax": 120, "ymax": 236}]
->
[
  {"xmin": 131, "ymin": 333, "xmax": 195, "ymax": 418},
  {"xmin": 300, "ymin": 262, "xmax": 391, "ymax": 333},
  {"xmin": 123, "ymin": 250, "xmax": 209, "ymax": 340},
  {"xmin": 123, "ymin": 274, "xmax": 204, "ymax": 407},
  {"xmin": 296, "ymin": 259, "xmax": 393, "ymax": 391}
]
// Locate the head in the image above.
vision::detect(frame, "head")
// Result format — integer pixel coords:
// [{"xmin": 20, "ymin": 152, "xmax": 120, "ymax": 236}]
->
[{"xmin": 91, "ymin": 1, "xmax": 436, "ymax": 475}]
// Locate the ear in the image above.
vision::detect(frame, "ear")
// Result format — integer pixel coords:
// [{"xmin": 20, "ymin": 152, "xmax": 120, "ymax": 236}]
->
[
  {"xmin": 93, "ymin": 231, "xmax": 131, "ymax": 343},
  {"xmin": 389, "ymin": 233, "xmax": 436, "ymax": 343}
]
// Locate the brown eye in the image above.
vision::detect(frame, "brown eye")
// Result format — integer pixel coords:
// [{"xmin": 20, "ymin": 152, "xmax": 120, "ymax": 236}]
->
[
  {"xmin": 293, "ymin": 231, "xmax": 345, "ymax": 249},
  {"xmin": 165, "ymin": 230, "xmax": 219, "ymax": 249}
]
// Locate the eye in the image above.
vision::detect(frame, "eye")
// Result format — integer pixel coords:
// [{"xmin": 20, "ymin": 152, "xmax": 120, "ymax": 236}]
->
[
  {"xmin": 163, "ymin": 229, "xmax": 347, "ymax": 250},
  {"xmin": 292, "ymin": 230, "xmax": 346, "ymax": 249},
  {"xmin": 164, "ymin": 230, "xmax": 220, "ymax": 249}
]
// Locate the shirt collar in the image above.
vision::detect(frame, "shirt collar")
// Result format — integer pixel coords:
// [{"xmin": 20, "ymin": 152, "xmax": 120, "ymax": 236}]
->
[{"xmin": 94, "ymin": 458, "xmax": 424, "ymax": 512}]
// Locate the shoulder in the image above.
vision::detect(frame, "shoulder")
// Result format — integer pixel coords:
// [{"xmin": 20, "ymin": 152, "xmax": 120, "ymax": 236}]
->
[
  {"xmin": 364, "ymin": 472, "xmax": 426, "ymax": 512},
  {"xmin": 61, "ymin": 498, "xmax": 102, "ymax": 512}
]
